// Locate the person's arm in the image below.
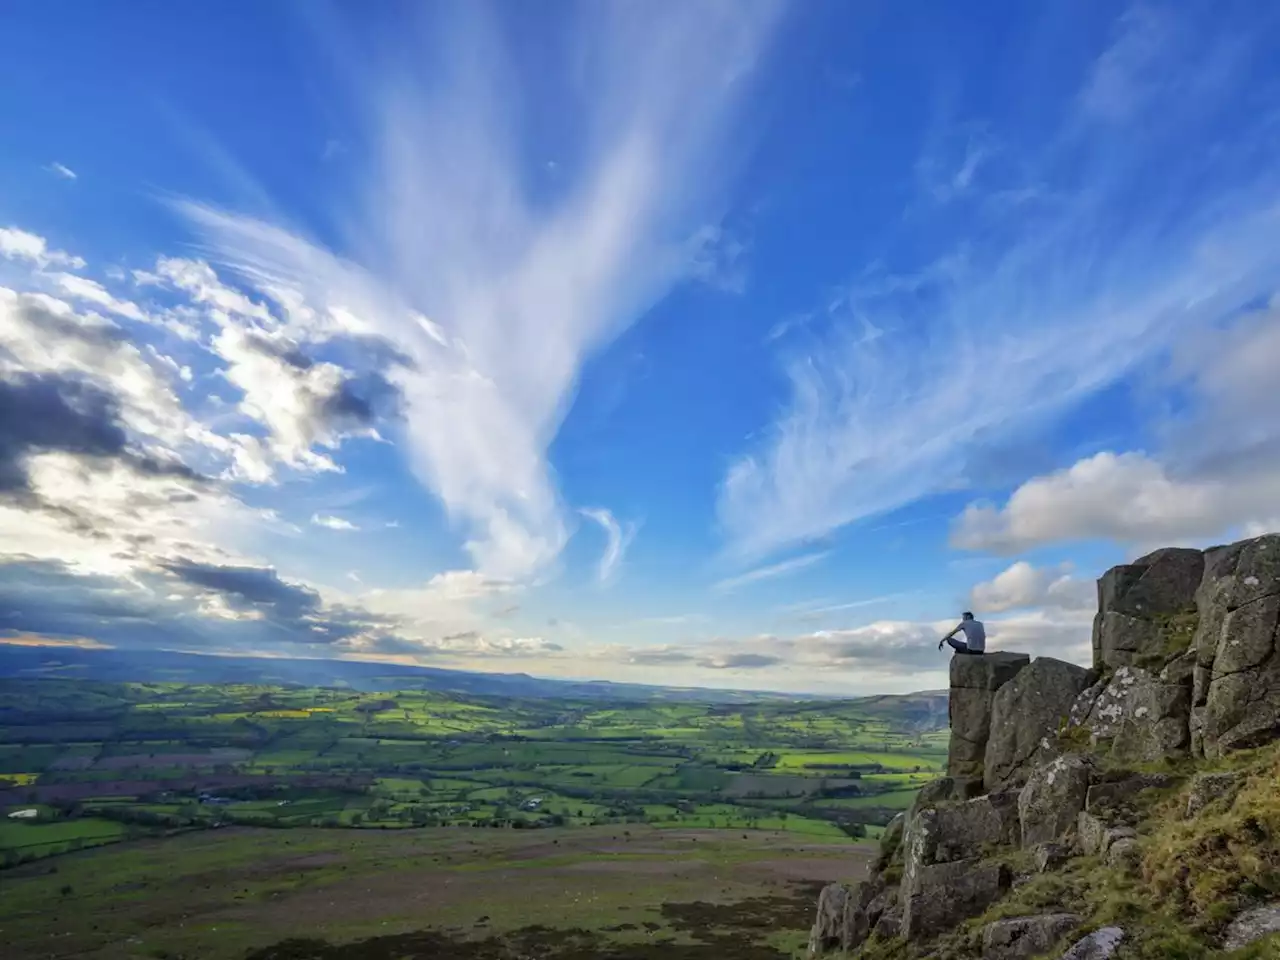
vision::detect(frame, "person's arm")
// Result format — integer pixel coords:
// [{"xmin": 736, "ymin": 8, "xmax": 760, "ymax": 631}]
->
[{"xmin": 937, "ymin": 623, "xmax": 961, "ymax": 649}]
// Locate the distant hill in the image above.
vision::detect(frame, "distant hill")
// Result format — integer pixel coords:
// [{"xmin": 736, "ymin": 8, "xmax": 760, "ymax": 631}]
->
[
  {"xmin": 0, "ymin": 646, "xmax": 947, "ymax": 722},
  {"xmin": 0, "ymin": 645, "xmax": 806, "ymax": 704}
]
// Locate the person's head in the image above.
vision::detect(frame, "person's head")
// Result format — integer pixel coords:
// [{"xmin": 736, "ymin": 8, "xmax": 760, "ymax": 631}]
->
[{"xmin": 962, "ymin": 611, "xmax": 974, "ymax": 620}]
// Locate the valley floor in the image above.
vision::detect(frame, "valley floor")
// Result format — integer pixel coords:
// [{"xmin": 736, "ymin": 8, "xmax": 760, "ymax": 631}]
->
[{"xmin": 1, "ymin": 824, "xmax": 874, "ymax": 960}]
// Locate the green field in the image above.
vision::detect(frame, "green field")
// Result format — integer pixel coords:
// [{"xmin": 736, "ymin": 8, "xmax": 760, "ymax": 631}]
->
[{"xmin": 0, "ymin": 679, "xmax": 945, "ymax": 869}]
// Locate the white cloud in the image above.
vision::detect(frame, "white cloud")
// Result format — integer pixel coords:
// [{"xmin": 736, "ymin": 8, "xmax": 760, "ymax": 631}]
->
[
  {"xmin": 49, "ymin": 273, "xmax": 146, "ymax": 322},
  {"xmin": 717, "ymin": 7, "xmax": 1280, "ymax": 564},
  {"xmin": 175, "ymin": 1, "xmax": 784, "ymax": 581},
  {"xmin": 580, "ymin": 507, "xmax": 635, "ymax": 584},
  {"xmin": 311, "ymin": 513, "xmax": 358, "ymax": 531},
  {"xmin": 953, "ymin": 451, "xmax": 1280, "ymax": 553},
  {"xmin": 712, "ymin": 550, "xmax": 829, "ymax": 594},
  {"xmin": 209, "ymin": 325, "xmax": 380, "ymax": 476},
  {"xmin": 48, "ymin": 162, "xmax": 78, "ymax": 181},
  {"xmin": 0, "ymin": 227, "xmax": 85, "ymax": 270},
  {"xmin": 969, "ymin": 561, "xmax": 1093, "ymax": 614},
  {"xmin": 0, "ymin": 452, "xmax": 256, "ymax": 577},
  {"xmin": 151, "ymin": 257, "xmax": 273, "ymax": 324}
]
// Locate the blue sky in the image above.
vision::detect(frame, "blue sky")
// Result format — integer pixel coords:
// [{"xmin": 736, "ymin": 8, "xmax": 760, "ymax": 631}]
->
[{"xmin": 2, "ymin": 0, "xmax": 1279, "ymax": 695}]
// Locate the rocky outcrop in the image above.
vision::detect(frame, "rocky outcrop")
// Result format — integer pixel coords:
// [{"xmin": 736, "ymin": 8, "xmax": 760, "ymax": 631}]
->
[
  {"xmin": 808, "ymin": 534, "xmax": 1280, "ymax": 959},
  {"xmin": 981, "ymin": 913, "xmax": 1080, "ymax": 959},
  {"xmin": 1190, "ymin": 534, "xmax": 1280, "ymax": 758},
  {"xmin": 1222, "ymin": 903, "xmax": 1280, "ymax": 952},
  {"xmin": 1093, "ymin": 547, "xmax": 1202, "ymax": 671},
  {"xmin": 984, "ymin": 658, "xmax": 1093, "ymax": 790},
  {"xmin": 947, "ymin": 653, "xmax": 1030, "ymax": 780},
  {"xmin": 1017, "ymin": 754, "xmax": 1092, "ymax": 848}
]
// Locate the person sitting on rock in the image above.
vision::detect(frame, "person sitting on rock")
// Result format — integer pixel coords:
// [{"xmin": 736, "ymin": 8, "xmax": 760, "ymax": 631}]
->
[{"xmin": 938, "ymin": 611, "xmax": 985, "ymax": 655}]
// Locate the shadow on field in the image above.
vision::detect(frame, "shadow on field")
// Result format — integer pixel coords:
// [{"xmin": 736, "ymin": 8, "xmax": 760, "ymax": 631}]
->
[{"xmin": 244, "ymin": 882, "xmax": 824, "ymax": 960}]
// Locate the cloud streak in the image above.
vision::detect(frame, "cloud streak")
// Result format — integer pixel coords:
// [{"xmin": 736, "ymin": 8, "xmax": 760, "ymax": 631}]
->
[
  {"xmin": 580, "ymin": 507, "xmax": 634, "ymax": 585},
  {"xmin": 712, "ymin": 550, "xmax": 830, "ymax": 594},
  {"xmin": 177, "ymin": 1, "xmax": 784, "ymax": 582},
  {"xmin": 718, "ymin": 5, "xmax": 1280, "ymax": 563}
]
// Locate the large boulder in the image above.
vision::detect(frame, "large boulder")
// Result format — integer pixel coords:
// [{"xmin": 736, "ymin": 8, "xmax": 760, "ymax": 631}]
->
[
  {"xmin": 808, "ymin": 883, "xmax": 852, "ymax": 955},
  {"xmin": 1093, "ymin": 547, "xmax": 1202, "ymax": 671},
  {"xmin": 948, "ymin": 653, "xmax": 1031, "ymax": 779},
  {"xmin": 1190, "ymin": 534, "xmax": 1280, "ymax": 758},
  {"xmin": 1018, "ymin": 755, "xmax": 1093, "ymax": 848},
  {"xmin": 981, "ymin": 913, "xmax": 1080, "ymax": 959},
  {"xmin": 984, "ymin": 657, "xmax": 1093, "ymax": 790},
  {"xmin": 1070, "ymin": 665, "xmax": 1191, "ymax": 763},
  {"xmin": 1060, "ymin": 927, "xmax": 1125, "ymax": 959},
  {"xmin": 902, "ymin": 858, "xmax": 1010, "ymax": 941},
  {"xmin": 1222, "ymin": 903, "xmax": 1280, "ymax": 952},
  {"xmin": 902, "ymin": 793, "xmax": 1020, "ymax": 890}
]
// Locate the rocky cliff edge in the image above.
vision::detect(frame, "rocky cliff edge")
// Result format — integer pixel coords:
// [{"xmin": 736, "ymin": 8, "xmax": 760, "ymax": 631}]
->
[{"xmin": 808, "ymin": 533, "xmax": 1280, "ymax": 960}]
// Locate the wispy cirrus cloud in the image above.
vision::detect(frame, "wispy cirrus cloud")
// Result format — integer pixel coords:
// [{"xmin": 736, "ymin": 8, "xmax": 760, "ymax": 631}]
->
[
  {"xmin": 712, "ymin": 549, "xmax": 829, "ymax": 594},
  {"xmin": 48, "ymin": 162, "xmax": 78, "ymax": 181},
  {"xmin": 580, "ymin": 507, "xmax": 635, "ymax": 585},
  {"xmin": 718, "ymin": 4, "xmax": 1280, "ymax": 563},
  {"xmin": 177, "ymin": 1, "xmax": 784, "ymax": 582}
]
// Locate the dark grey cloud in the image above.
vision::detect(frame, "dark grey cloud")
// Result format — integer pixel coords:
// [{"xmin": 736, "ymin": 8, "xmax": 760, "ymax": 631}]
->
[
  {"xmin": 157, "ymin": 558, "xmax": 395, "ymax": 646},
  {"xmin": 0, "ymin": 374, "xmax": 129, "ymax": 491},
  {"xmin": 0, "ymin": 372, "xmax": 204, "ymax": 502},
  {"xmin": 0, "ymin": 557, "xmax": 406, "ymax": 654},
  {"xmin": 160, "ymin": 558, "xmax": 321, "ymax": 618}
]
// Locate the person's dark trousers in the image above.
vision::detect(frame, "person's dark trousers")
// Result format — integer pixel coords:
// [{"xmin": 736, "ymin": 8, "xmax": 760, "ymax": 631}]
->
[{"xmin": 946, "ymin": 637, "xmax": 982, "ymax": 655}]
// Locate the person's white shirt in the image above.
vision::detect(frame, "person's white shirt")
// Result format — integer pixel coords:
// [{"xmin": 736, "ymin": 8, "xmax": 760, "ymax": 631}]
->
[{"xmin": 957, "ymin": 618, "xmax": 986, "ymax": 652}]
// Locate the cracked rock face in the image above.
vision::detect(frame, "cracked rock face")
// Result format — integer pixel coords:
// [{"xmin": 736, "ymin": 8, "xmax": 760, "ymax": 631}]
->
[
  {"xmin": 1191, "ymin": 534, "xmax": 1280, "ymax": 758},
  {"xmin": 984, "ymin": 657, "xmax": 1093, "ymax": 791},
  {"xmin": 1018, "ymin": 755, "xmax": 1093, "ymax": 848},
  {"xmin": 1070, "ymin": 665, "xmax": 1191, "ymax": 763},
  {"xmin": 947, "ymin": 653, "xmax": 1031, "ymax": 780},
  {"xmin": 1093, "ymin": 547, "xmax": 1203, "ymax": 671}
]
